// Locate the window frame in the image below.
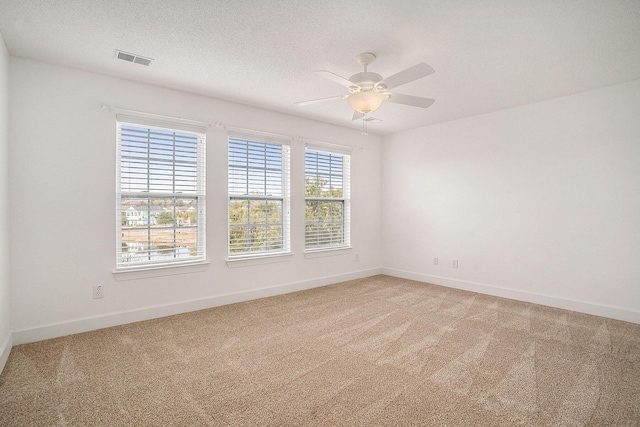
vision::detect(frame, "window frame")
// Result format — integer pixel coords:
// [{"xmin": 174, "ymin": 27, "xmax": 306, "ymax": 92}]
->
[
  {"xmin": 115, "ymin": 116, "xmax": 206, "ymax": 271},
  {"xmin": 227, "ymin": 132, "xmax": 291, "ymax": 259},
  {"xmin": 304, "ymin": 146, "xmax": 351, "ymax": 252}
]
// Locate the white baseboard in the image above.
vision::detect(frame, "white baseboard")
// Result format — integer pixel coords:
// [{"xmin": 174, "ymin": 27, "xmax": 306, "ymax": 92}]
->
[
  {"xmin": 12, "ymin": 268, "xmax": 382, "ymax": 345},
  {"xmin": 382, "ymin": 268, "xmax": 640, "ymax": 324},
  {"xmin": 0, "ymin": 333, "xmax": 12, "ymax": 374}
]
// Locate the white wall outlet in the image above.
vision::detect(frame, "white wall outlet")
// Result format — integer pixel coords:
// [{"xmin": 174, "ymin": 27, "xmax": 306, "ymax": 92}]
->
[
  {"xmin": 93, "ymin": 285, "xmax": 104, "ymax": 299},
  {"xmin": 434, "ymin": 257, "xmax": 438, "ymax": 266},
  {"xmin": 453, "ymin": 259, "xmax": 458, "ymax": 268}
]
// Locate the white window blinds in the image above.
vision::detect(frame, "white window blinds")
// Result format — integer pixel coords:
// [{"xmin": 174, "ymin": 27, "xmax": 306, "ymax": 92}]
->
[
  {"xmin": 116, "ymin": 119, "xmax": 206, "ymax": 269},
  {"xmin": 305, "ymin": 148, "xmax": 351, "ymax": 250},
  {"xmin": 228, "ymin": 134, "xmax": 290, "ymax": 257}
]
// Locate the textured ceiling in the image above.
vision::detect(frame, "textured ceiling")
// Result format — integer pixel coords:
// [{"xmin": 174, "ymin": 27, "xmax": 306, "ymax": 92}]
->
[{"xmin": 1, "ymin": 0, "xmax": 640, "ymax": 135}]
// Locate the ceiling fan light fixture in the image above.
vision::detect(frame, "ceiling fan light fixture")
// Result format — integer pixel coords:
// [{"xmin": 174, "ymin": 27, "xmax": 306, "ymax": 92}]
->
[{"xmin": 347, "ymin": 91, "xmax": 388, "ymax": 113}]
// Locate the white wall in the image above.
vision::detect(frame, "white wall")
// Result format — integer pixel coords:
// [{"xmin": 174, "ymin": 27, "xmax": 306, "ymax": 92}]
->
[
  {"xmin": 9, "ymin": 58, "xmax": 382, "ymax": 344},
  {"xmin": 0, "ymin": 33, "xmax": 11, "ymax": 370},
  {"xmin": 9, "ymin": 56, "xmax": 637, "ymax": 350},
  {"xmin": 382, "ymin": 79, "xmax": 640, "ymax": 323}
]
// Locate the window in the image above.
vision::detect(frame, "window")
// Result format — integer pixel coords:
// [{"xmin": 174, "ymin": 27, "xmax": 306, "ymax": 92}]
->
[
  {"xmin": 305, "ymin": 148, "xmax": 350, "ymax": 250},
  {"xmin": 228, "ymin": 134, "xmax": 290, "ymax": 257},
  {"xmin": 116, "ymin": 117, "xmax": 206, "ymax": 269}
]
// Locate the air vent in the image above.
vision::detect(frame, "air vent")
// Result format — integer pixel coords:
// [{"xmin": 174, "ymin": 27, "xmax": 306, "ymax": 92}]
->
[
  {"xmin": 133, "ymin": 56, "xmax": 152, "ymax": 66},
  {"xmin": 114, "ymin": 50, "xmax": 153, "ymax": 66}
]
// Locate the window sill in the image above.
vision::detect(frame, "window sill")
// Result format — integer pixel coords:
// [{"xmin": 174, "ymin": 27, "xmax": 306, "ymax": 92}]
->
[
  {"xmin": 226, "ymin": 252, "xmax": 293, "ymax": 268},
  {"xmin": 304, "ymin": 246, "xmax": 353, "ymax": 258},
  {"xmin": 113, "ymin": 261, "xmax": 210, "ymax": 281}
]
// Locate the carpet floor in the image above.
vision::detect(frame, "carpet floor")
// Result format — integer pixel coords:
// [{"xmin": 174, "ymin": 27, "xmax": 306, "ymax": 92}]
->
[{"xmin": 1, "ymin": 275, "xmax": 639, "ymax": 426}]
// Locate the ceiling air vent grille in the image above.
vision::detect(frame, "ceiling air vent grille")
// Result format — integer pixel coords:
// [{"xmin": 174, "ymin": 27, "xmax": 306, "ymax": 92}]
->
[{"xmin": 115, "ymin": 50, "xmax": 153, "ymax": 66}]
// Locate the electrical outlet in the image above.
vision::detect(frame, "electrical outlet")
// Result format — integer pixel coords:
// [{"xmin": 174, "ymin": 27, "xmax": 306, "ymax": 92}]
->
[
  {"xmin": 355, "ymin": 253, "xmax": 360, "ymax": 262},
  {"xmin": 453, "ymin": 259, "xmax": 458, "ymax": 268},
  {"xmin": 434, "ymin": 257, "xmax": 438, "ymax": 266},
  {"xmin": 93, "ymin": 285, "xmax": 104, "ymax": 299}
]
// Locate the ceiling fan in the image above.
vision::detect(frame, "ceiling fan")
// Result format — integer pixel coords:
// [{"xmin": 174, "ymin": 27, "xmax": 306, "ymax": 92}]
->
[{"xmin": 295, "ymin": 52, "xmax": 436, "ymax": 130}]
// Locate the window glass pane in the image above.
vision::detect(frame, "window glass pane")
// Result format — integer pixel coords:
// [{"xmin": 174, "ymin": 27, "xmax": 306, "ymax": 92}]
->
[
  {"xmin": 121, "ymin": 228, "xmax": 151, "ymax": 264},
  {"xmin": 305, "ymin": 200, "xmax": 319, "ymax": 222},
  {"xmin": 267, "ymin": 200, "xmax": 282, "ymax": 224},
  {"xmin": 250, "ymin": 200, "xmax": 267, "ymax": 224},
  {"xmin": 267, "ymin": 225, "xmax": 283, "ymax": 250},
  {"xmin": 305, "ymin": 200, "xmax": 344, "ymax": 248},
  {"xmin": 229, "ymin": 138, "xmax": 283, "ymax": 198},
  {"xmin": 229, "ymin": 226, "xmax": 249, "ymax": 253},
  {"xmin": 229, "ymin": 200, "xmax": 249, "ymax": 225},
  {"xmin": 120, "ymin": 125, "xmax": 199, "ymax": 195},
  {"xmin": 248, "ymin": 226, "xmax": 267, "ymax": 252}
]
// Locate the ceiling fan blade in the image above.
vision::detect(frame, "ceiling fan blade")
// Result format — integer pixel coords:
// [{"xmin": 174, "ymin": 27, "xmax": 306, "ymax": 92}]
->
[
  {"xmin": 295, "ymin": 95, "xmax": 346, "ymax": 107},
  {"xmin": 314, "ymin": 70, "xmax": 356, "ymax": 88},
  {"xmin": 379, "ymin": 63, "xmax": 435, "ymax": 90},
  {"xmin": 352, "ymin": 111, "xmax": 364, "ymax": 121},
  {"xmin": 385, "ymin": 93, "xmax": 436, "ymax": 108}
]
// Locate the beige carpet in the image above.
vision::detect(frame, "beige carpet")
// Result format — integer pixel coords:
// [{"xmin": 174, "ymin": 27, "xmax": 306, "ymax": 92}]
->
[{"xmin": 1, "ymin": 275, "xmax": 639, "ymax": 426}]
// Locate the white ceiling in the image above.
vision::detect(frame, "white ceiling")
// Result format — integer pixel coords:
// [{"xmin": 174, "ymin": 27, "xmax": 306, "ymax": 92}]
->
[{"xmin": 1, "ymin": 0, "xmax": 640, "ymax": 135}]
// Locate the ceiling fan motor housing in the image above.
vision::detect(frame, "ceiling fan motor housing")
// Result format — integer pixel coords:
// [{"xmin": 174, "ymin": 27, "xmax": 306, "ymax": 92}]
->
[{"xmin": 349, "ymin": 72, "xmax": 383, "ymax": 92}]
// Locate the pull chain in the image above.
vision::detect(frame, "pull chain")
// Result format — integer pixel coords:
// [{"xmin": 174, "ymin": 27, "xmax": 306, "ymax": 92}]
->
[{"xmin": 362, "ymin": 113, "xmax": 368, "ymax": 136}]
